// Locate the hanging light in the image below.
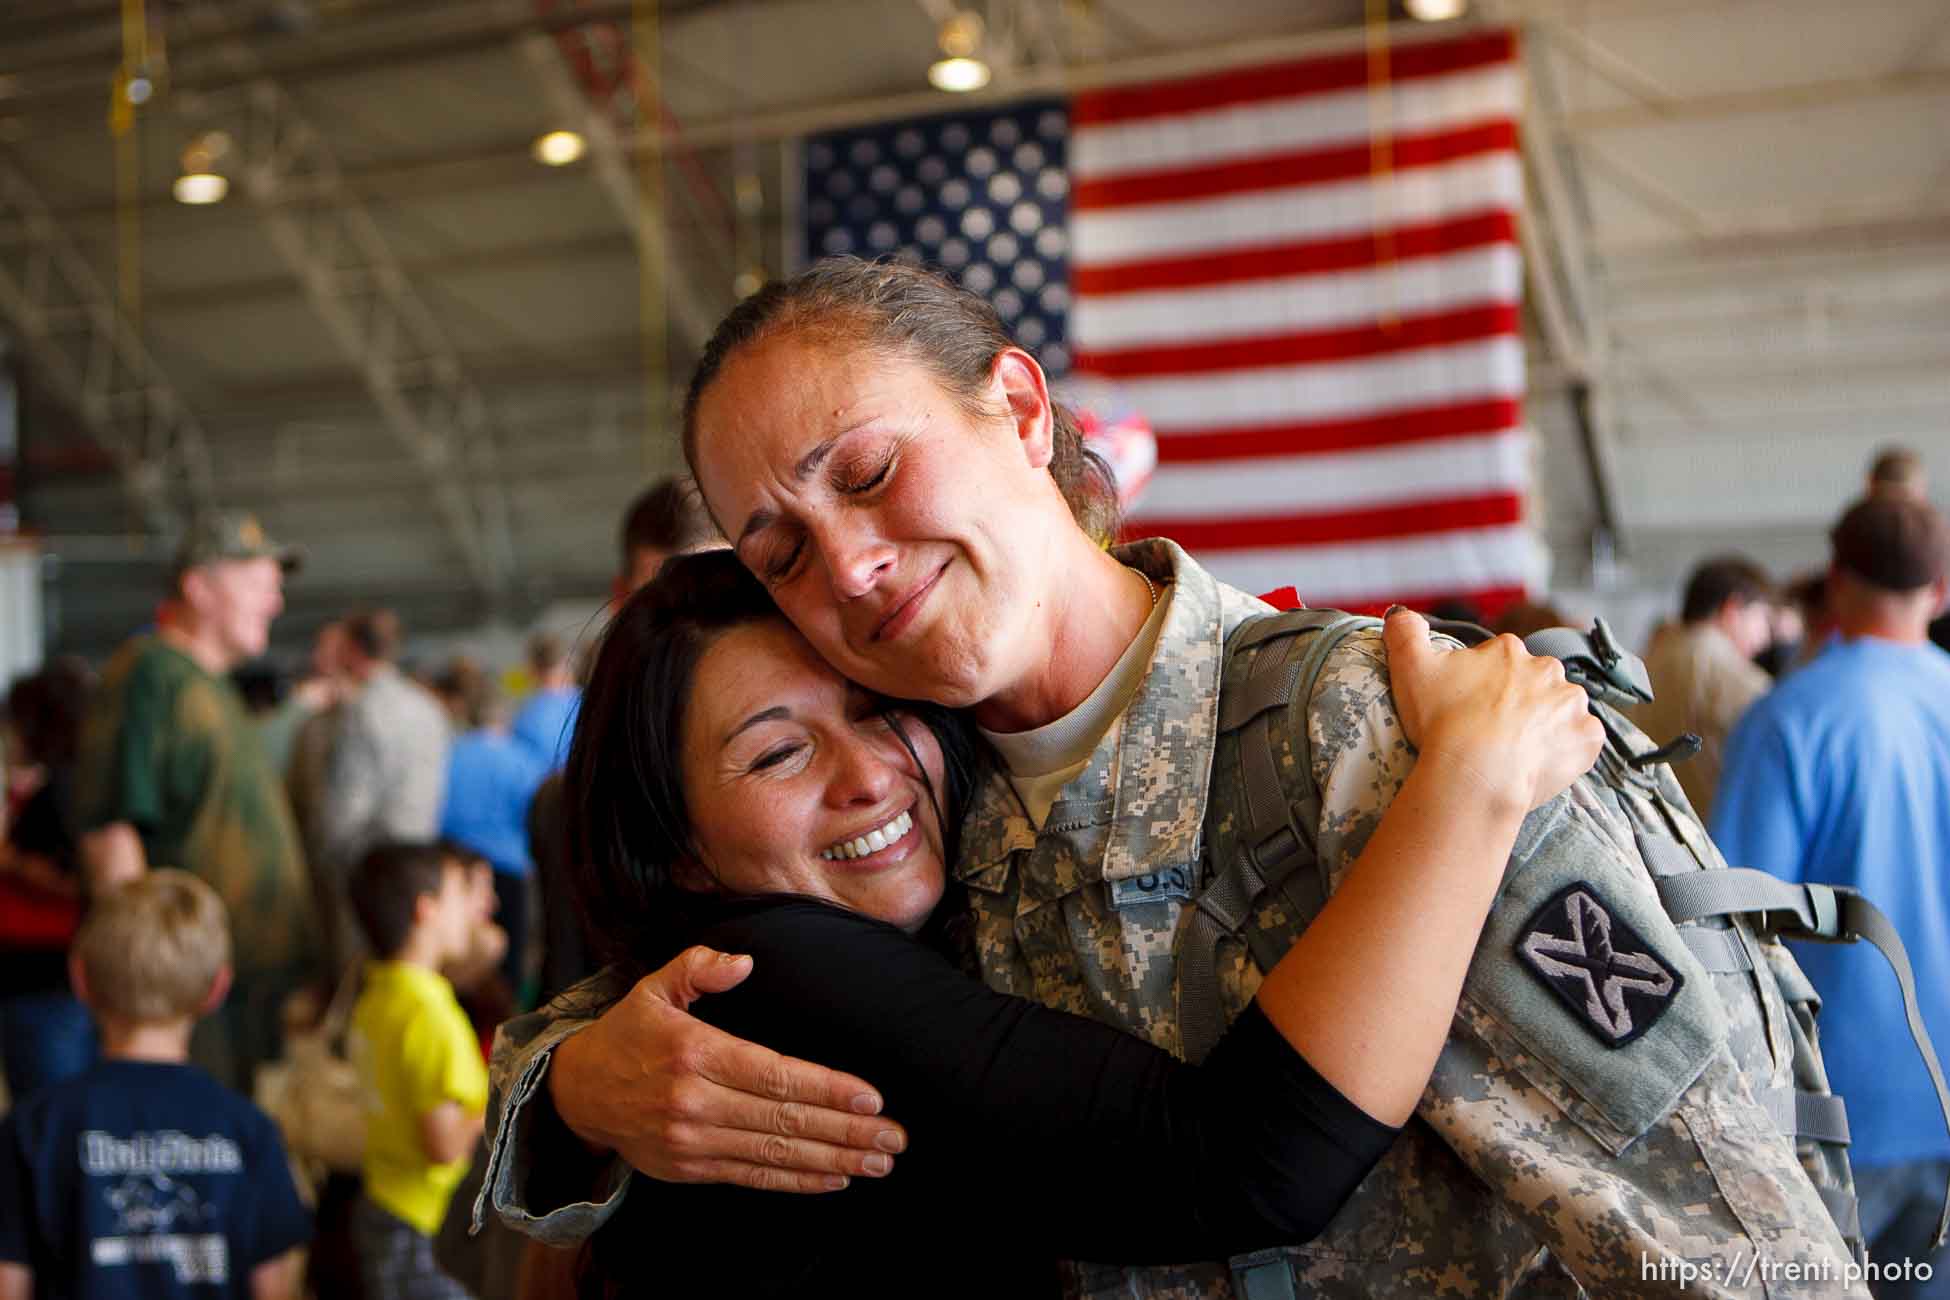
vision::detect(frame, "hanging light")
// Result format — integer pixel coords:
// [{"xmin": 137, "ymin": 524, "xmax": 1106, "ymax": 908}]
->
[
  {"xmin": 173, "ymin": 130, "xmax": 232, "ymax": 205},
  {"xmin": 1405, "ymin": 0, "xmax": 1468, "ymax": 20},
  {"xmin": 172, "ymin": 172, "xmax": 227, "ymax": 204},
  {"xmin": 929, "ymin": 11, "xmax": 991, "ymax": 93},
  {"xmin": 532, "ymin": 130, "xmax": 587, "ymax": 166}
]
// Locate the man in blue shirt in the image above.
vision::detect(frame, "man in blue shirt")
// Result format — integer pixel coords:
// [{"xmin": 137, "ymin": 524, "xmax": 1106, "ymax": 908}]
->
[
  {"xmin": 435, "ymin": 660, "xmax": 550, "ymax": 996},
  {"xmin": 510, "ymin": 634, "xmax": 579, "ymax": 772},
  {"xmin": 1714, "ymin": 493, "xmax": 1950, "ymax": 1297}
]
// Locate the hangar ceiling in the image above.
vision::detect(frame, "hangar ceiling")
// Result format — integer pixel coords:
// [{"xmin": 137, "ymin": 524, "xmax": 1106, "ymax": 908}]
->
[{"xmin": 1, "ymin": 0, "xmax": 1946, "ymax": 654}]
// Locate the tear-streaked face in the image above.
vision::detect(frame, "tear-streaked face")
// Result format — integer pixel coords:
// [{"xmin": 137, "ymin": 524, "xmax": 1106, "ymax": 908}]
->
[{"xmin": 691, "ymin": 333, "xmax": 1066, "ymax": 710}]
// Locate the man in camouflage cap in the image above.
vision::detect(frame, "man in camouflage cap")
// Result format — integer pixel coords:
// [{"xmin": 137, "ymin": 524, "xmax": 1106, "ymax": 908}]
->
[{"xmin": 76, "ymin": 511, "xmax": 319, "ymax": 1091}]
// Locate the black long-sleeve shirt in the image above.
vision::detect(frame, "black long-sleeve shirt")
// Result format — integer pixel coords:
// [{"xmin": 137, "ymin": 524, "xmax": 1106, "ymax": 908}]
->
[{"xmin": 587, "ymin": 898, "xmax": 1400, "ymax": 1298}]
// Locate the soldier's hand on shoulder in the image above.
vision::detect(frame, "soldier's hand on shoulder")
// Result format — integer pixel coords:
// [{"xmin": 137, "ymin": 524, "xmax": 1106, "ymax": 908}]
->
[{"xmin": 1383, "ymin": 608, "xmax": 1604, "ymax": 817}]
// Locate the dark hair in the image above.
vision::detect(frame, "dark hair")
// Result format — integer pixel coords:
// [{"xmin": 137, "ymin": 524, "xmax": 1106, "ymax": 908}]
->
[
  {"xmin": 680, "ymin": 257, "xmax": 1121, "ymax": 546},
  {"xmin": 528, "ymin": 632, "xmax": 568, "ymax": 676},
  {"xmin": 6, "ymin": 657, "xmax": 91, "ymax": 767},
  {"xmin": 348, "ymin": 841, "xmax": 452, "ymax": 959},
  {"xmin": 1869, "ymin": 445, "xmax": 1924, "ymax": 492},
  {"xmin": 1681, "ymin": 556, "xmax": 1774, "ymax": 623},
  {"xmin": 344, "ymin": 608, "xmax": 402, "ymax": 662},
  {"xmin": 1831, "ymin": 493, "xmax": 1949, "ymax": 592},
  {"xmin": 564, "ymin": 547, "xmax": 981, "ymax": 977},
  {"xmin": 621, "ymin": 476, "xmax": 715, "ymax": 565},
  {"xmin": 434, "ymin": 656, "xmax": 498, "ymax": 730},
  {"xmin": 1785, "ymin": 570, "xmax": 1827, "ymax": 616}
]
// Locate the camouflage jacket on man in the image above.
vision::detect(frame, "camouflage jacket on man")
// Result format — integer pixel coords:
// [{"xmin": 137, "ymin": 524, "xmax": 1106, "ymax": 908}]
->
[{"xmin": 479, "ymin": 540, "xmax": 1861, "ymax": 1298}]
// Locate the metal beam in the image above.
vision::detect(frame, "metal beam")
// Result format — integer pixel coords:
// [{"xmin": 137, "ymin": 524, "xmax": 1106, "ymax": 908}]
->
[
  {"xmin": 636, "ymin": 16, "xmax": 1506, "ymax": 149},
  {"xmin": 1576, "ymin": 145, "xmax": 1715, "ymax": 240},
  {"xmin": 1559, "ymin": 65, "xmax": 1950, "ymax": 133},
  {"xmin": 175, "ymin": 1, "xmax": 520, "ymax": 605},
  {"xmin": 511, "ymin": 20, "xmax": 726, "ymax": 354},
  {"xmin": 3, "ymin": 134, "xmax": 759, "ymax": 239},
  {"xmin": 1595, "ymin": 196, "xmax": 1950, "ymax": 259},
  {"xmin": 1519, "ymin": 18, "xmax": 1630, "ymax": 567},
  {"xmin": 1515, "ymin": 25, "xmax": 1599, "ymax": 380},
  {"xmin": 0, "ymin": 155, "xmax": 213, "ymax": 538},
  {"xmin": 1529, "ymin": 17, "xmax": 1675, "ymax": 111},
  {"xmin": 137, "ymin": 232, "xmax": 636, "ymax": 315}
]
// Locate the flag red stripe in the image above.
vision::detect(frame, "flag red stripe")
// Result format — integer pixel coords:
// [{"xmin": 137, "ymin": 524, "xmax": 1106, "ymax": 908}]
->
[
  {"xmin": 1072, "ymin": 210, "xmax": 1516, "ymax": 294},
  {"xmin": 1152, "ymin": 397, "xmax": 1524, "ymax": 461},
  {"xmin": 1073, "ymin": 120, "xmax": 1517, "ymax": 211},
  {"xmin": 1073, "ymin": 303, "xmax": 1518, "ymax": 379},
  {"xmin": 1137, "ymin": 491, "xmax": 1522, "ymax": 550},
  {"xmin": 1329, "ymin": 583, "xmax": 1527, "ymax": 622},
  {"xmin": 1071, "ymin": 30, "xmax": 1517, "ymax": 128}
]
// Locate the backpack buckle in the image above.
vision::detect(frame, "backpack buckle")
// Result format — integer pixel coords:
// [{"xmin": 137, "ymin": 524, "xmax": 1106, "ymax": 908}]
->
[{"xmin": 1229, "ymin": 1248, "xmax": 1297, "ymax": 1300}]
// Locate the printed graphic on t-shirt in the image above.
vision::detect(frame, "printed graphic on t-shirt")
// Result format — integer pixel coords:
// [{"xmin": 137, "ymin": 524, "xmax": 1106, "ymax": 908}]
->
[{"xmin": 81, "ymin": 1129, "xmax": 241, "ymax": 1285}]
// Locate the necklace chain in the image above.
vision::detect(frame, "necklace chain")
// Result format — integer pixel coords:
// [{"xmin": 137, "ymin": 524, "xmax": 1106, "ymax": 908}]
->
[{"xmin": 1134, "ymin": 566, "xmax": 1158, "ymax": 607}]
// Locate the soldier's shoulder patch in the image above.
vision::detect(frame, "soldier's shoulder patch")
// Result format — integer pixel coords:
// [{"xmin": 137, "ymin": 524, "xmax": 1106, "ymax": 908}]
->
[{"xmin": 1515, "ymin": 881, "xmax": 1682, "ymax": 1048}]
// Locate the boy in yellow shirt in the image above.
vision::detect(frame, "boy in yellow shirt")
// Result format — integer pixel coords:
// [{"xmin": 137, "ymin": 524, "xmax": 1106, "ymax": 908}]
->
[{"xmin": 347, "ymin": 843, "xmax": 490, "ymax": 1300}]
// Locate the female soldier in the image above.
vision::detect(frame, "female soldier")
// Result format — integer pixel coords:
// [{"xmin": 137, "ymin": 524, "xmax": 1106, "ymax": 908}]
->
[{"xmin": 481, "ymin": 261, "xmax": 1856, "ymax": 1299}]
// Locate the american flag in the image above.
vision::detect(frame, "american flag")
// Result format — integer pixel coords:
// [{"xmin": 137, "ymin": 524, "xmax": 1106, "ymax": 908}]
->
[
  {"xmin": 803, "ymin": 29, "xmax": 1531, "ymax": 618},
  {"xmin": 803, "ymin": 101, "xmax": 1074, "ymax": 370}
]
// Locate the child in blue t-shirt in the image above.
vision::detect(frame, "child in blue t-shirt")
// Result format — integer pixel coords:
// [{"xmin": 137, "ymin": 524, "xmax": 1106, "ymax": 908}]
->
[{"xmin": 0, "ymin": 870, "xmax": 312, "ymax": 1300}]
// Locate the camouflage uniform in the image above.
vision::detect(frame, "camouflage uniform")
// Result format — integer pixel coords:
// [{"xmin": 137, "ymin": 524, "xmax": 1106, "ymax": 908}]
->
[{"xmin": 481, "ymin": 540, "xmax": 1862, "ymax": 1297}]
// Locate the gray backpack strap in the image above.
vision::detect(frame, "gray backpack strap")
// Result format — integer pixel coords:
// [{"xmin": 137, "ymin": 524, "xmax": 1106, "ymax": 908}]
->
[
  {"xmin": 1658, "ymin": 868, "xmax": 1950, "ymax": 1248},
  {"xmin": 1180, "ymin": 610, "xmax": 1370, "ymax": 1066}
]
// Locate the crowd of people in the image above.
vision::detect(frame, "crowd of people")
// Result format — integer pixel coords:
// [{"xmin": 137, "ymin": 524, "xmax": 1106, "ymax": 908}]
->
[
  {"xmin": 0, "ymin": 479, "xmax": 715, "ymax": 1299},
  {"xmin": 0, "ymin": 256, "xmax": 1945, "ymax": 1300},
  {"xmin": 1634, "ymin": 450, "xmax": 1950, "ymax": 1297}
]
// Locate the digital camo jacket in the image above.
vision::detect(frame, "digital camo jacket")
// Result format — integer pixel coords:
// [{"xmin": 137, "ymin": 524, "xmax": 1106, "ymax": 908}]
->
[{"xmin": 480, "ymin": 539, "xmax": 1860, "ymax": 1298}]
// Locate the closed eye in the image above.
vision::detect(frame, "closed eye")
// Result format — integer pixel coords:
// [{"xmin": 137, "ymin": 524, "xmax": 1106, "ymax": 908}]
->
[
  {"xmin": 836, "ymin": 455, "xmax": 892, "ymax": 495},
  {"xmin": 749, "ymin": 743, "xmax": 804, "ymax": 773},
  {"xmin": 762, "ymin": 536, "xmax": 805, "ymax": 582}
]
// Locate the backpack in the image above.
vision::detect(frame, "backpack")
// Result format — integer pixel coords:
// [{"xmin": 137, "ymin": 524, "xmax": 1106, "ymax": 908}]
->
[{"xmin": 1178, "ymin": 608, "xmax": 1950, "ymax": 1294}]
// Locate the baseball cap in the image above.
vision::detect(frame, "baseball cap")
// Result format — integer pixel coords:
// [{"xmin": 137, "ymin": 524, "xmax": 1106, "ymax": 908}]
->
[
  {"xmin": 1829, "ymin": 495, "xmax": 1948, "ymax": 592},
  {"xmin": 173, "ymin": 511, "xmax": 302, "ymax": 577}
]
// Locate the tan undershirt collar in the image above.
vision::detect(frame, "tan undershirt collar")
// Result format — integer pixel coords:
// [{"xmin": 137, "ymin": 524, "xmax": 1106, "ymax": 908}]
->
[{"xmin": 981, "ymin": 583, "xmax": 1174, "ymax": 828}]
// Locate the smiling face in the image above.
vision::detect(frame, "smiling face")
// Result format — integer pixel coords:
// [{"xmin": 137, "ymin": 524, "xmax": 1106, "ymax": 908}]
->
[
  {"xmin": 679, "ymin": 616, "xmax": 950, "ymax": 932},
  {"xmin": 690, "ymin": 332, "xmax": 1071, "ymax": 709}
]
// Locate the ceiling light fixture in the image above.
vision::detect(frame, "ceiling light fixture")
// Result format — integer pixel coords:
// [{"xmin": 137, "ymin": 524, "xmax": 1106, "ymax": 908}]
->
[
  {"xmin": 929, "ymin": 11, "xmax": 991, "ymax": 93},
  {"xmin": 173, "ymin": 131, "xmax": 232, "ymax": 205},
  {"xmin": 532, "ymin": 130, "xmax": 587, "ymax": 166},
  {"xmin": 1404, "ymin": 0, "xmax": 1468, "ymax": 20},
  {"xmin": 172, "ymin": 172, "xmax": 228, "ymax": 204}
]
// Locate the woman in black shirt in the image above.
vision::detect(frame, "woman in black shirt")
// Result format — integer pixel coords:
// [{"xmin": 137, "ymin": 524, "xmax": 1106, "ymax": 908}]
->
[{"xmin": 561, "ymin": 550, "xmax": 1545, "ymax": 1296}]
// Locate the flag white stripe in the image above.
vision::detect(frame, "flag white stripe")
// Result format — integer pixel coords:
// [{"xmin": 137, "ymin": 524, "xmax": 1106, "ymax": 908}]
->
[
  {"xmin": 1116, "ymin": 336, "xmax": 1525, "ymax": 433},
  {"xmin": 1071, "ymin": 244, "xmax": 1521, "ymax": 350},
  {"xmin": 1076, "ymin": 152, "xmax": 1513, "ymax": 268},
  {"xmin": 1192, "ymin": 525, "xmax": 1539, "ymax": 602},
  {"xmin": 1072, "ymin": 66, "xmax": 1521, "ymax": 181},
  {"xmin": 1071, "ymin": 153, "xmax": 1521, "ymax": 269},
  {"xmin": 1130, "ymin": 429, "xmax": 1527, "ymax": 518}
]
